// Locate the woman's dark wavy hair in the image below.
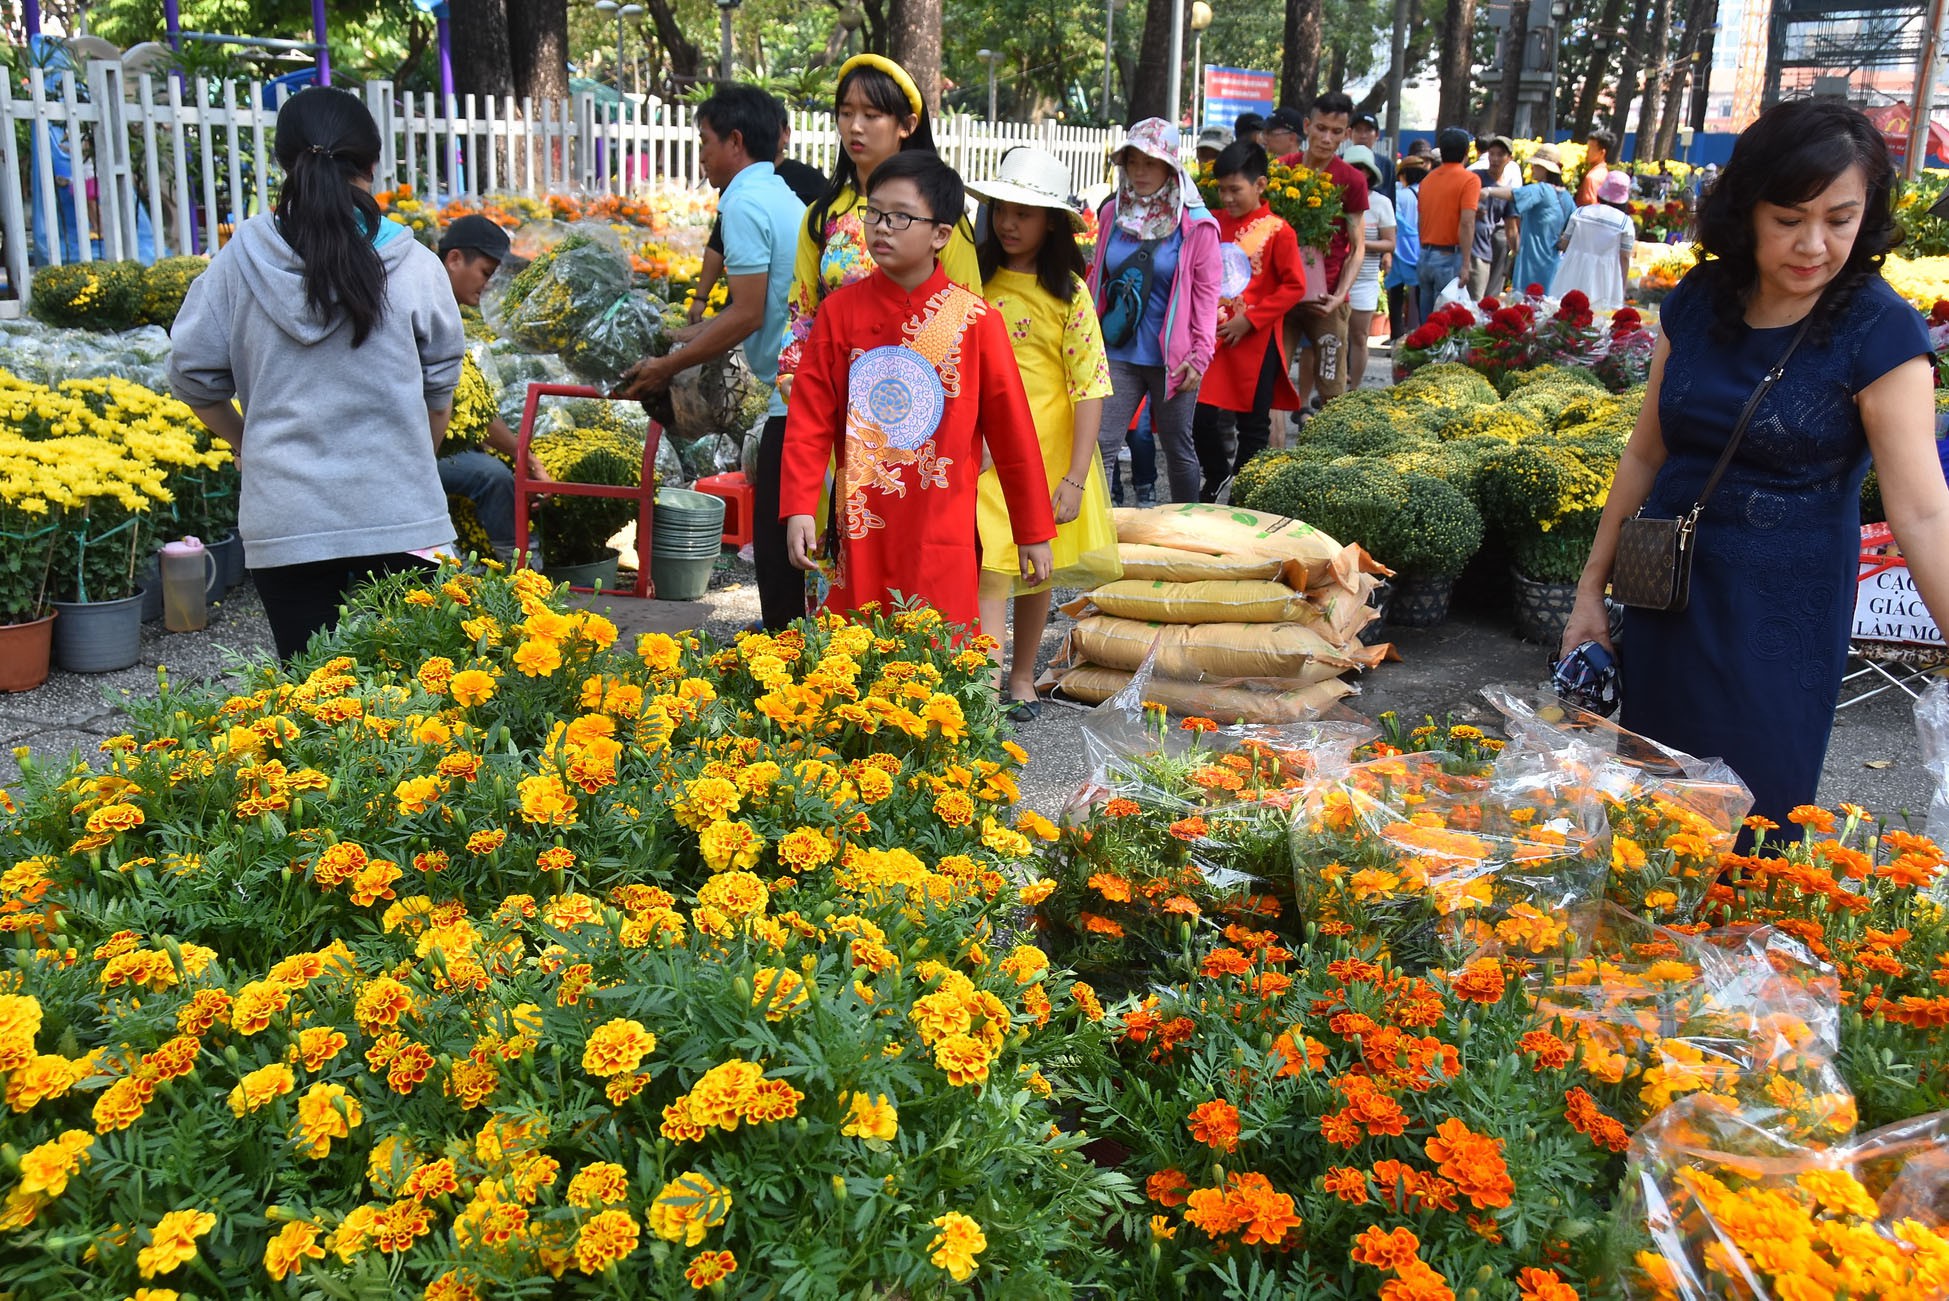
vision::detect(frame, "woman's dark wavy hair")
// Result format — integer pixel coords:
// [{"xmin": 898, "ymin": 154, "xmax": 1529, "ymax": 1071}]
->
[
  {"xmin": 1687, "ymin": 97, "xmax": 1901, "ymax": 343},
  {"xmin": 807, "ymin": 62, "xmax": 937, "ymax": 246},
  {"xmin": 274, "ymin": 89, "xmax": 387, "ymax": 347}
]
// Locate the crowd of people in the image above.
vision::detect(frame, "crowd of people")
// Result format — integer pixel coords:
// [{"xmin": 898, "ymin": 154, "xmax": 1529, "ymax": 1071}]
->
[{"xmin": 164, "ymin": 74, "xmax": 1949, "ymax": 825}]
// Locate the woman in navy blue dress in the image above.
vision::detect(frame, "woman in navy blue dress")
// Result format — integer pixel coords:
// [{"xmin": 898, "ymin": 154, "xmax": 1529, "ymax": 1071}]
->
[{"xmin": 1560, "ymin": 100, "xmax": 1949, "ymax": 826}]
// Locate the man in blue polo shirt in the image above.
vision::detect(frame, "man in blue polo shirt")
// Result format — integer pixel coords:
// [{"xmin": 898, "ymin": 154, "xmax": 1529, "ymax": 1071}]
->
[{"xmin": 619, "ymin": 84, "xmax": 804, "ymax": 627}]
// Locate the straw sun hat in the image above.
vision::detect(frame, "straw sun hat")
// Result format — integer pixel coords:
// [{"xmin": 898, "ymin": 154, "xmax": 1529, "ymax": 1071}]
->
[{"xmin": 966, "ymin": 147, "xmax": 1088, "ymax": 230}]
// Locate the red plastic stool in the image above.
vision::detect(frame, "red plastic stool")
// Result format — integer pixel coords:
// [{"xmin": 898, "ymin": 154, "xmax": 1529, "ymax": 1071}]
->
[
  {"xmin": 513, "ymin": 383, "xmax": 663, "ymax": 598},
  {"xmin": 692, "ymin": 471, "xmax": 756, "ymax": 549}
]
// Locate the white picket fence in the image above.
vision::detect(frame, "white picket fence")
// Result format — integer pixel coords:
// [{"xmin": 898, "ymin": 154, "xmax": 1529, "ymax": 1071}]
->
[{"xmin": 0, "ymin": 60, "xmax": 1122, "ymax": 308}]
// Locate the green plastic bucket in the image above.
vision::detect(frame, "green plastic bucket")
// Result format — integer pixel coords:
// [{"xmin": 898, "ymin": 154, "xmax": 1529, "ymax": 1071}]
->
[{"xmin": 652, "ymin": 551, "xmax": 717, "ymax": 601}]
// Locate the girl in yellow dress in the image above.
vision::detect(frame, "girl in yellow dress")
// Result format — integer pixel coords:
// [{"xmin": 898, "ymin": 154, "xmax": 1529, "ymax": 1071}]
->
[{"xmin": 967, "ymin": 147, "xmax": 1122, "ymax": 720}]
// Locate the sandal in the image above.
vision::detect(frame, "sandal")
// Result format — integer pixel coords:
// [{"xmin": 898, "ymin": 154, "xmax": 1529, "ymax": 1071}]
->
[{"xmin": 1006, "ymin": 697, "xmax": 1042, "ymax": 724}]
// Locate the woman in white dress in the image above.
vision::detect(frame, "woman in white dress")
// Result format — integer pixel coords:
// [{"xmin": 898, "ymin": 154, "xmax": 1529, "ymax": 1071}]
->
[{"xmin": 1550, "ymin": 167, "xmax": 1637, "ymax": 309}]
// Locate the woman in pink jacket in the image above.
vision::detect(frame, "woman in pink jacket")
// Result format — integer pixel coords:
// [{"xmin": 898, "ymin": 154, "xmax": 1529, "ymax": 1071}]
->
[{"xmin": 1089, "ymin": 118, "xmax": 1222, "ymax": 506}]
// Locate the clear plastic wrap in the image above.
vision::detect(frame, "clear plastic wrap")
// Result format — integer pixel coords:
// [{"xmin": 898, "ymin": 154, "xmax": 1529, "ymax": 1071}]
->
[
  {"xmin": 1620, "ymin": 1102, "xmax": 1949, "ymax": 1300},
  {"xmin": 1034, "ymin": 646, "xmax": 1377, "ymax": 973},
  {"xmin": 482, "ymin": 222, "xmax": 663, "ymax": 392},
  {"xmin": 672, "ymin": 432, "xmax": 740, "ymax": 480},
  {"xmin": 1917, "ymin": 679, "xmax": 1949, "ymax": 847},
  {"xmin": 1508, "ymin": 907, "xmax": 1852, "ymax": 1143}
]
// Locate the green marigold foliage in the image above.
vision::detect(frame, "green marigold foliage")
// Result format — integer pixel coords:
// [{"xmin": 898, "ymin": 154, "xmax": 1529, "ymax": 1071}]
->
[{"xmin": 1497, "ymin": 362, "xmax": 1606, "ymax": 398}]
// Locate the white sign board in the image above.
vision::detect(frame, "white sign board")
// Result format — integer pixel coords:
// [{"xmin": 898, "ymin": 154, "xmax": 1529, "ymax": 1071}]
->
[{"xmin": 1853, "ymin": 555, "xmax": 1943, "ymax": 646}]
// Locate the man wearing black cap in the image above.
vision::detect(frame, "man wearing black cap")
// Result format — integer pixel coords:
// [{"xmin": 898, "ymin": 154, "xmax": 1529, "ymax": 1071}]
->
[
  {"xmin": 435, "ymin": 215, "xmax": 552, "ymax": 561},
  {"xmin": 1233, "ymin": 111, "xmax": 1265, "ymax": 148},
  {"xmin": 1347, "ymin": 111, "xmax": 1394, "ymax": 199},
  {"xmin": 1260, "ymin": 107, "xmax": 1308, "ymax": 166}
]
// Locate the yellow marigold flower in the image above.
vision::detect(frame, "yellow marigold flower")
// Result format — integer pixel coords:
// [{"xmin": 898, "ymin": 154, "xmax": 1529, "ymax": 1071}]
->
[
  {"xmin": 263, "ymin": 1220, "xmax": 326, "ymax": 1281},
  {"xmin": 696, "ymin": 868, "xmax": 768, "ymax": 916},
  {"xmin": 512, "ymin": 637, "xmax": 563, "ymax": 677},
  {"xmin": 647, "ymin": 1171, "xmax": 731, "ymax": 1246},
  {"xmin": 638, "ymin": 632, "xmax": 683, "ymax": 672},
  {"xmin": 293, "ymin": 1082, "xmax": 363, "ymax": 1159},
  {"xmin": 566, "ymin": 1161, "xmax": 631, "ymax": 1208},
  {"xmin": 228, "ymin": 1062, "xmax": 297, "ymax": 1116},
  {"xmin": 697, "ymin": 821, "xmax": 765, "ymax": 872},
  {"xmin": 752, "ymin": 967, "xmax": 809, "ymax": 1021},
  {"xmin": 355, "ymin": 976, "xmax": 416, "ymax": 1030},
  {"xmin": 5, "ymin": 1053, "xmax": 84, "ymax": 1112},
  {"xmin": 517, "ymin": 774, "xmax": 579, "ymax": 827},
  {"xmin": 394, "ymin": 775, "xmax": 444, "ymax": 816},
  {"xmin": 573, "ymin": 1207, "xmax": 641, "ymax": 1273},
  {"xmin": 449, "ymin": 669, "xmax": 496, "ymax": 706},
  {"xmin": 581, "ymin": 1018, "xmax": 657, "ymax": 1078},
  {"xmin": 840, "ymin": 1091, "xmax": 898, "ymax": 1142},
  {"xmin": 137, "ymin": 1207, "xmax": 216, "ymax": 1279},
  {"xmin": 777, "ymin": 826, "xmax": 835, "ymax": 870},
  {"xmin": 933, "ymin": 1033, "xmax": 992, "ymax": 1087},
  {"xmin": 17, "ymin": 1130, "xmax": 92, "ymax": 1197},
  {"xmin": 927, "ymin": 1211, "xmax": 987, "ymax": 1282}
]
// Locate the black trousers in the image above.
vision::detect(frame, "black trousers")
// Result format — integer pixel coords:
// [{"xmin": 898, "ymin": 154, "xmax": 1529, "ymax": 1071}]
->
[
  {"xmin": 1191, "ymin": 338, "xmax": 1284, "ymax": 503},
  {"xmin": 252, "ymin": 552, "xmax": 439, "ymax": 660},
  {"xmin": 752, "ymin": 413, "xmax": 803, "ymax": 631}
]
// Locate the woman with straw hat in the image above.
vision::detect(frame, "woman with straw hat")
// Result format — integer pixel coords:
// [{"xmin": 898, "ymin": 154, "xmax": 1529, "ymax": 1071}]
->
[
  {"xmin": 1482, "ymin": 143, "xmax": 1574, "ymax": 297},
  {"xmin": 966, "ymin": 146, "xmax": 1120, "ymax": 718}
]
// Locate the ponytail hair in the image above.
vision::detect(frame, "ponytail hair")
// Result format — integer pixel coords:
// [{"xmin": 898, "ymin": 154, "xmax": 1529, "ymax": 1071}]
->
[{"xmin": 274, "ymin": 89, "xmax": 387, "ymax": 347}]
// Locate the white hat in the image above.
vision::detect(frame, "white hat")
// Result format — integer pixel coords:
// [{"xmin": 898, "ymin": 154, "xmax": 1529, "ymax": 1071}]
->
[{"xmin": 966, "ymin": 146, "xmax": 1085, "ymax": 220}]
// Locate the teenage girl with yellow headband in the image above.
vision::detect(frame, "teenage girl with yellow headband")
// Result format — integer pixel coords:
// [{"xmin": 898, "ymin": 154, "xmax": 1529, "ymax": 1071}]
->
[{"xmin": 772, "ymin": 54, "xmax": 980, "ymax": 394}]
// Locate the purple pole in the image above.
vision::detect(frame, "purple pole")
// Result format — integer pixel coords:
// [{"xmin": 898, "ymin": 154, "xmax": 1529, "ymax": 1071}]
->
[
  {"xmin": 313, "ymin": 0, "xmax": 331, "ymax": 86},
  {"xmin": 22, "ymin": 0, "xmax": 40, "ymax": 38},
  {"xmin": 438, "ymin": 17, "xmax": 454, "ymax": 104},
  {"xmin": 163, "ymin": 0, "xmax": 180, "ymax": 48}
]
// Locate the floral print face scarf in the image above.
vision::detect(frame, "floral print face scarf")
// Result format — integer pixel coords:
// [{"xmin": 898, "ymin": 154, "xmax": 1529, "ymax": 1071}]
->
[{"xmin": 1115, "ymin": 173, "xmax": 1181, "ymax": 240}]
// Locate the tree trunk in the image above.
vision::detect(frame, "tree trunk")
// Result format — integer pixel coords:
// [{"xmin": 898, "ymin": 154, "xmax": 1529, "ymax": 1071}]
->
[
  {"xmin": 643, "ymin": 0, "xmax": 703, "ymax": 83},
  {"xmin": 1689, "ymin": 0, "xmax": 1718, "ymax": 132},
  {"xmin": 1608, "ymin": 0, "xmax": 1654, "ymax": 147},
  {"xmin": 1328, "ymin": 43, "xmax": 1348, "ymax": 93},
  {"xmin": 888, "ymin": 0, "xmax": 943, "ymax": 113},
  {"xmin": 1283, "ymin": 0, "xmax": 1324, "ymax": 107},
  {"xmin": 508, "ymin": 0, "xmax": 570, "ymax": 103},
  {"xmin": 1653, "ymin": 0, "xmax": 1715, "ymax": 158},
  {"xmin": 451, "ymin": 0, "xmax": 515, "ymax": 100},
  {"xmin": 1571, "ymin": 0, "xmax": 1626, "ymax": 139},
  {"xmin": 1129, "ymin": 0, "xmax": 1179, "ymax": 122},
  {"xmin": 1438, "ymin": 0, "xmax": 1479, "ymax": 129},
  {"xmin": 1495, "ymin": 0, "xmax": 1531, "ymax": 136},
  {"xmin": 1635, "ymin": 0, "xmax": 1671, "ymax": 160},
  {"xmin": 1355, "ymin": 0, "xmax": 1433, "ymax": 117}
]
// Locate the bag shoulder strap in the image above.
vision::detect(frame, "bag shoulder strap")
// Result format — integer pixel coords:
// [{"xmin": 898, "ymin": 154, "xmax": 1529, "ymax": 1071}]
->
[{"xmin": 1689, "ymin": 311, "xmax": 1818, "ymax": 518}]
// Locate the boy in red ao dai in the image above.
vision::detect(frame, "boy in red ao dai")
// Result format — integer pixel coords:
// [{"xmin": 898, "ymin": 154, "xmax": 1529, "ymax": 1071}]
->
[
  {"xmin": 782, "ymin": 152, "xmax": 1055, "ymax": 629},
  {"xmin": 1190, "ymin": 141, "xmax": 1308, "ymax": 500}
]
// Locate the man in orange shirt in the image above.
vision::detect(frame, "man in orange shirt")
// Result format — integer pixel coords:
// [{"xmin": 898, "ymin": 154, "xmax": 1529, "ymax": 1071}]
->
[
  {"xmin": 1576, "ymin": 129, "xmax": 1616, "ymax": 206},
  {"xmin": 1415, "ymin": 127, "xmax": 1479, "ymax": 318}
]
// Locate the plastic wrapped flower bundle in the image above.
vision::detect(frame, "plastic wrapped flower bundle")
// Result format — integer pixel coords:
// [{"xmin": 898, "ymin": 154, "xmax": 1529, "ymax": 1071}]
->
[{"xmin": 485, "ymin": 225, "xmax": 668, "ymax": 392}]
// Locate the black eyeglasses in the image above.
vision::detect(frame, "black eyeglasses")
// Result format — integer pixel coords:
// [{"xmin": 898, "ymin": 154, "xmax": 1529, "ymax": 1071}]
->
[{"xmin": 861, "ymin": 206, "xmax": 945, "ymax": 232}]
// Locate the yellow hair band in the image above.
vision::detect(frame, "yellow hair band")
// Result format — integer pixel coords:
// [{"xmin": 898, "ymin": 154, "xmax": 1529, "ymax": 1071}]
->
[{"xmin": 837, "ymin": 53, "xmax": 924, "ymax": 119}]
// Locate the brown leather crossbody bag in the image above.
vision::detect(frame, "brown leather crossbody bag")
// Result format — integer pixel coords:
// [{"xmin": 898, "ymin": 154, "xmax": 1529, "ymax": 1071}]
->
[{"xmin": 1610, "ymin": 314, "xmax": 1815, "ymax": 612}]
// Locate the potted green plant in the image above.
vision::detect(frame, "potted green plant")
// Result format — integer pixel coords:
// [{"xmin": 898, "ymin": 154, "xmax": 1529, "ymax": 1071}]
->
[
  {"xmin": 1510, "ymin": 525, "xmax": 1597, "ymax": 645},
  {"xmin": 1367, "ymin": 474, "xmax": 1485, "ymax": 627},
  {"xmin": 536, "ymin": 446, "xmax": 640, "ymax": 588},
  {"xmin": 0, "ymin": 477, "xmax": 61, "ymax": 691}
]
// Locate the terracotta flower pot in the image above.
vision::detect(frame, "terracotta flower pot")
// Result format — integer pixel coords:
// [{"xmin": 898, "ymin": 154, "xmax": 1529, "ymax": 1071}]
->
[{"xmin": 0, "ymin": 611, "xmax": 56, "ymax": 692}]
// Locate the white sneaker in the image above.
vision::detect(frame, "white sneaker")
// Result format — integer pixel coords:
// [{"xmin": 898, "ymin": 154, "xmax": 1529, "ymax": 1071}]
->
[{"xmin": 1117, "ymin": 447, "xmax": 1131, "ymax": 463}]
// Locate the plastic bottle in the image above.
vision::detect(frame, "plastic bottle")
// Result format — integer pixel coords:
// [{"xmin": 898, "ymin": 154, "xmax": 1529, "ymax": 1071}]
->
[{"xmin": 161, "ymin": 536, "xmax": 216, "ymax": 632}]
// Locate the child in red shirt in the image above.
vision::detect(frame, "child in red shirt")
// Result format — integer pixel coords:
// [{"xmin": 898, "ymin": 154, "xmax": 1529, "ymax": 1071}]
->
[
  {"xmin": 1190, "ymin": 142, "xmax": 1307, "ymax": 502},
  {"xmin": 781, "ymin": 151, "xmax": 1055, "ymax": 630}
]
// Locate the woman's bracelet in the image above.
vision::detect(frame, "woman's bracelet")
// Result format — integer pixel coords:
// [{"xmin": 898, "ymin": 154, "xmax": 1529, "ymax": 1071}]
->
[{"xmin": 1060, "ymin": 476, "xmax": 1084, "ymax": 492}]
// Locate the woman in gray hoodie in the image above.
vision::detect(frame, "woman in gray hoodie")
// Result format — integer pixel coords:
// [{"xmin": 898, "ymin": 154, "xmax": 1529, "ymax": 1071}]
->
[{"xmin": 169, "ymin": 89, "xmax": 463, "ymax": 659}]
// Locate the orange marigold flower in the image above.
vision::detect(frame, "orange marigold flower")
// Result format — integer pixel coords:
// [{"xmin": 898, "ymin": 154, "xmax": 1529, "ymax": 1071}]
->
[
  {"xmin": 1517, "ymin": 1266, "xmax": 1580, "ymax": 1301},
  {"xmin": 1186, "ymin": 1099, "xmax": 1242, "ymax": 1153},
  {"xmin": 1351, "ymin": 1224, "xmax": 1422, "ymax": 1269},
  {"xmin": 1424, "ymin": 1117, "xmax": 1514, "ymax": 1210},
  {"xmin": 1322, "ymin": 1166, "xmax": 1369, "ymax": 1203},
  {"xmin": 1787, "ymin": 804, "xmax": 1836, "ymax": 834},
  {"xmin": 684, "ymin": 1249, "xmax": 738, "ymax": 1289},
  {"xmin": 1087, "ymin": 872, "xmax": 1133, "ymax": 903},
  {"xmin": 1147, "ymin": 1167, "xmax": 1192, "ymax": 1206},
  {"xmin": 1168, "ymin": 815, "xmax": 1209, "ymax": 841},
  {"xmin": 1381, "ymin": 1258, "xmax": 1456, "ymax": 1301},
  {"xmin": 1080, "ymin": 912, "xmax": 1125, "ymax": 938}
]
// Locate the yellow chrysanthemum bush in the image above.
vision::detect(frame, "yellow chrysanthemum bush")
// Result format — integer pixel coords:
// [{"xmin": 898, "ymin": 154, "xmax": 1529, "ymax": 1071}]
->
[
  {"xmin": 0, "ymin": 370, "xmax": 230, "ymax": 614},
  {"xmin": 0, "ymin": 562, "xmax": 1132, "ymax": 1295}
]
